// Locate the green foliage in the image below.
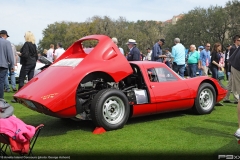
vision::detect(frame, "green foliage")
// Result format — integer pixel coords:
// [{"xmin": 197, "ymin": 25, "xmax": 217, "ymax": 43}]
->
[
  {"xmin": 164, "ymin": 0, "xmax": 240, "ymax": 50},
  {"xmin": 38, "ymin": 0, "xmax": 240, "ymax": 54},
  {"xmin": 38, "ymin": 17, "xmax": 163, "ymax": 54}
]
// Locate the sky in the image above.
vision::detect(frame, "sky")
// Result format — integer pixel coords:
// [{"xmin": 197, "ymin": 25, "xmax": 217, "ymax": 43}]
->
[{"xmin": 1, "ymin": 0, "xmax": 231, "ymax": 45}]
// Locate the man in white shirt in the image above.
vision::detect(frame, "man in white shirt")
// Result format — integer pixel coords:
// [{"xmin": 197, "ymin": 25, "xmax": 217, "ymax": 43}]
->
[
  {"xmin": 47, "ymin": 44, "xmax": 54, "ymax": 62},
  {"xmin": 145, "ymin": 48, "xmax": 152, "ymax": 61},
  {"xmin": 54, "ymin": 42, "xmax": 65, "ymax": 61}
]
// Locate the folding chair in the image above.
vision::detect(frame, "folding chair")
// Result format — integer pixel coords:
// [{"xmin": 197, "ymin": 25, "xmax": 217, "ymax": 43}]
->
[{"xmin": 0, "ymin": 124, "xmax": 44, "ymax": 156}]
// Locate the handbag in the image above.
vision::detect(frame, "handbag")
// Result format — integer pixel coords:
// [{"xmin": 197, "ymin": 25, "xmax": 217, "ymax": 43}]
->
[{"xmin": 218, "ymin": 69, "xmax": 225, "ymax": 80}]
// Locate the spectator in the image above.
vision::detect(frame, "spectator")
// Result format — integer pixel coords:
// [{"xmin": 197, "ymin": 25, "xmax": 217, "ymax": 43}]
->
[
  {"xmin": 112, "ymin": 37, "xmax": 124, "ymax": 55},
  {"xmin": 164, "ymin": 48, "xmax": 172, "ymax": 68},
  {"xmin": 199, "ymin": 43, "xmax": 211, "ymax": 76},
  {"xmin": 47, "ymin": 44, "xmax": 54, "ymax": 62},
  {"xmin": 223, "ymin": 35, "xmax": 240, "ymax": 104},
  {"xmin": 187, "ymin": 45, "xmax": 200, "ymax": 78},
  {"xmin": 171, "ymin": 38, "xmax": 186, "ymax": 77},
  {"xmin": 18, "ymin": 31, "xmax": 38, "ymax": 90},
  {"xmin": 209, "ymin": 42, "xmax": 222, "ymax": 80},
  {"xmin": 4, "ymin": 43, "xmax": 18, "ymax": 92},
  {"xmin": 53, "ymin": 42, "xmax": 65, "ymax": 61},
  {"xmin": 224, "ymin": 44, "xmax": 231, "ymax": 81},
  {"xmin": 140, "ymin": 52, "xmax": 146, "ymax": 61},
  {"xmin": 197, "ymin": 46, "xmax": 204, "ymax": 76},
  {"xmin": 228, "ymin": 43, "xmax": 240, "ymax": 139},
  {"xmin": 0, "ymin": 30, "xmax": 14, "ymax": 99},
  {"xmin": 0, "ymin": 31, "xmax": 17, "ymax": 93},
  {"xmin": 126, "ymin": 39, "xmax": 141, "ymax": 61},
  {"xmin": 145, "ymin": 48, "xmax": 152, "ymax": 61},
  {"xmin": 151, "ymin": 39, "xmax": 166, "ymax": 62},
  {"xmin": 42, "ymin": 49, "xmax": 47, "ymax": 57}
]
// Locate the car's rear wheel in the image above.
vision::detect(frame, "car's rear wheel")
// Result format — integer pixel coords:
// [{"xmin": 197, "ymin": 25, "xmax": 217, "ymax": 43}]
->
[
  {"xmin": 193, "ymin": 83, "xmax": 216, "ymax": 114},
  {"xmin": 91, "ymin": 88, "xmax": 130, "ymax": 131}
]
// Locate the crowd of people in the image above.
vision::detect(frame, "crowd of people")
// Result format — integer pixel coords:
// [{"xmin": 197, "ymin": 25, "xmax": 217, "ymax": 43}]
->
[{"xmin": 0, "ymin": 30, "xmax": 240, "ymax": 140}]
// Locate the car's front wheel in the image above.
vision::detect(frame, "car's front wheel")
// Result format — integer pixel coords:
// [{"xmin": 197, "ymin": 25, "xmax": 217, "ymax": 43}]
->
[
  {"xmin": 193, "ymin": 83, "xmax": 216, "ymax": 114},
  {"xmin": 91, "ymin": 88, "xmax": 130, "ymax": 131}
]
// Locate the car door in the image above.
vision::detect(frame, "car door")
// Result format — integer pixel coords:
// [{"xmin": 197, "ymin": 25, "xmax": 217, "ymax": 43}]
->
[{"xmin": 146, "ymin": 67, "xmax": 193, "ymax": 113}]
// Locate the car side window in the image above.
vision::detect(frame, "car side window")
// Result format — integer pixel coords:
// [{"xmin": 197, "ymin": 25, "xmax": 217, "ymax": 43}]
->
[
  {"xmin": 147, "ymin": 68, "xmax": 158, "ymax": 82},
  {"xmin": 147, "ymin": 67, "xmax": 177, "ymax": 82}
]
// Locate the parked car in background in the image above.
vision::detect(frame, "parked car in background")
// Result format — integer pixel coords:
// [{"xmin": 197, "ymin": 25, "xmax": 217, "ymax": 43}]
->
[
  {"xmin": 14, "ymin": 35, "xmax": 227, "ymax": 131},
  {"xmin": 13, "ymin": 61, "xmax": 45, "ymax": 79}
]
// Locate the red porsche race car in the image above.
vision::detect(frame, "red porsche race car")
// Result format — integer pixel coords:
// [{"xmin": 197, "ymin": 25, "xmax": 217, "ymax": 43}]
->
[{"xmin": 14, "ymin": 35, "xmax": 227, "ymax": 131}]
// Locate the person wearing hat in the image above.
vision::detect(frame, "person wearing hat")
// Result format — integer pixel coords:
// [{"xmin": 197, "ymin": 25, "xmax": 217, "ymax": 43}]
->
[
  {"xmin": 151, "ymin": 39, "xmax": 166, "ymax": 62},
  {"xmin": 0, "ymin": 30, "xmax": 15, "ymax": 99},
  {"xmin": 126, "ymin": 39, "xmax": 141, "ymax": 61},
  {"xmin": 112, "ymin": 37, "xmax": 124, "ymax": 55}
]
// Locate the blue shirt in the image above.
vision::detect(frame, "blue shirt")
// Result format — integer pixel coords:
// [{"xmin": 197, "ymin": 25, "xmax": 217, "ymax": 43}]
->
[
  {"xmin": 199, "ymin": 49, "xmax": 210, "ymax": 66},
  {"xmin": 171, "ymin": 43, "xmax": 185, "ymax": 65}
]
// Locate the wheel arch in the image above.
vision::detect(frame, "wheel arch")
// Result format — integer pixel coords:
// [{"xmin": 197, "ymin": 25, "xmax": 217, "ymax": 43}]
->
[
  {"xmin": 199, "ymin": 79, "xmax": 218, "ymax": 101},
  {"xmin": 81, "ymin": 71, "xmax": 115, "ymax": 83},
  {"xmin": 75, "ymin": 71, "xmax": 117, "ymax": 114}
]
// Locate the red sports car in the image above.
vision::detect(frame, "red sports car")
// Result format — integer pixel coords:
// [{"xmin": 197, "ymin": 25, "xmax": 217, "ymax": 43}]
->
[{"xmin": 14, "ymin": 35, "xmax": 227, "ymax": 131}]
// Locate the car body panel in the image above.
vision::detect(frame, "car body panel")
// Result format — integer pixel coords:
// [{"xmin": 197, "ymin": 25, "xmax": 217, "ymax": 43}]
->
[
  {"xmin": 14, "ymin": 35, "xmax": 227, "ymax": 120},
  {"xmin": 129, "ymin": 61, "xmax": 227, "ymax": 117},
  {"xmin": 14, "ymin": 35, "xmax": 133, "ymax": 117}
]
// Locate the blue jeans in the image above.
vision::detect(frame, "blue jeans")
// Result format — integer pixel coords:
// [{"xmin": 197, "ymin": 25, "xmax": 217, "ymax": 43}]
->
[
  {"xmin": 165, "ymin": 61, "xmax": 171, "ymax": 68},
  {"xmin": 197, "ymin": 68, "xmax": 202, "ymax": 76},
  {"xmin": 4, "ymin": 64, "xmax": 16, "ymax": 91},
  {"xmin": 4, "ymin": 72, "xmax": 10, "ymax": 91},
  {"xmin": 0, "ymin": 67, "xmax": 8, "ymax": 98},
  {"xmin": 18, "ymin": 63, "xmax": 36, "ymax": 90},
  {"xmin": 210, "ymin": 67, "xmax": 218, "ymax": 80},
  {"xmin": 188, "ymin": 63, "xmax": 197, "ymax": 78},
  {"xmin": 172, "ymin": 64, "xmax": 185, "ymax": 77}
]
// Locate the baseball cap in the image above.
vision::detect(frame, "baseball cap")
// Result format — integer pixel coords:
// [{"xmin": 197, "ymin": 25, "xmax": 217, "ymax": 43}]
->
[{"xmin": 0, "ymin": 30, "xmax": 9, "ymax": 37}]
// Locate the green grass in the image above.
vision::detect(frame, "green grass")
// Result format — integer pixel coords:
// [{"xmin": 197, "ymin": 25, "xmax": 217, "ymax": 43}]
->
[{"xmin": 2, "ymin": 81, "xmax": 240, "ymax": 160}]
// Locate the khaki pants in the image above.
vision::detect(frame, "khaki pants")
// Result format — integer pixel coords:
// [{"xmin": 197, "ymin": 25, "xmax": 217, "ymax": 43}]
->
[
  {"xmin": 224, "ymin": 73, "xmax": 239, "ymax": 101},
  {"xmin": 202, "ymin": 66, "xmax": 209, "ymax": 76}
]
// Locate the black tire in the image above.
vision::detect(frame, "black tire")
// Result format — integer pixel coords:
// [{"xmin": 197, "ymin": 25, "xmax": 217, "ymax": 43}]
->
[
  {"xmin": 91, "ymin": 88, "xmax": 130, "ymax": 131},
  {"xmin": 193, "ymin": 83, "xmax": 216, "ymax": 114}
]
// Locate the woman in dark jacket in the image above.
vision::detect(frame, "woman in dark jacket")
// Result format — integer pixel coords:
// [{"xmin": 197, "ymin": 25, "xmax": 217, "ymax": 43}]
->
[
  {"xmin": 210, "ymin": 42, "xmax": 222, "ymax": 80},
  {"xmin": 18, "ymin": 31, "xmax": 38, "ymax": 90}
]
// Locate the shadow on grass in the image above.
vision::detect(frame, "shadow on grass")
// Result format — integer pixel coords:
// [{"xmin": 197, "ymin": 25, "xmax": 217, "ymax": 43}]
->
[
  {"xmin": 20, "ymin": 109, "xmax": 192, "ymax": 136},
  {"xmin": 207, "ymin": 120, "xmax": 238, "ymax": 128},
  {"xmin": 182, "ymin": 126, "xmax": 232, "ymax": 138},
  {"xmin": 18, "ymin": 113, "xmax": 95, "ymax": 137},
  {"xmin": 127, "ymin": 110, "xmax": 189, "ymax": 125}
]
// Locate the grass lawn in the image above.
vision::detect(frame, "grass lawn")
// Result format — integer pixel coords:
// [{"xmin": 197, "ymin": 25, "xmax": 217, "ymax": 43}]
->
[{"xmin": 2, "ymin": 81, "xmax": 240, "ymax": 160}]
